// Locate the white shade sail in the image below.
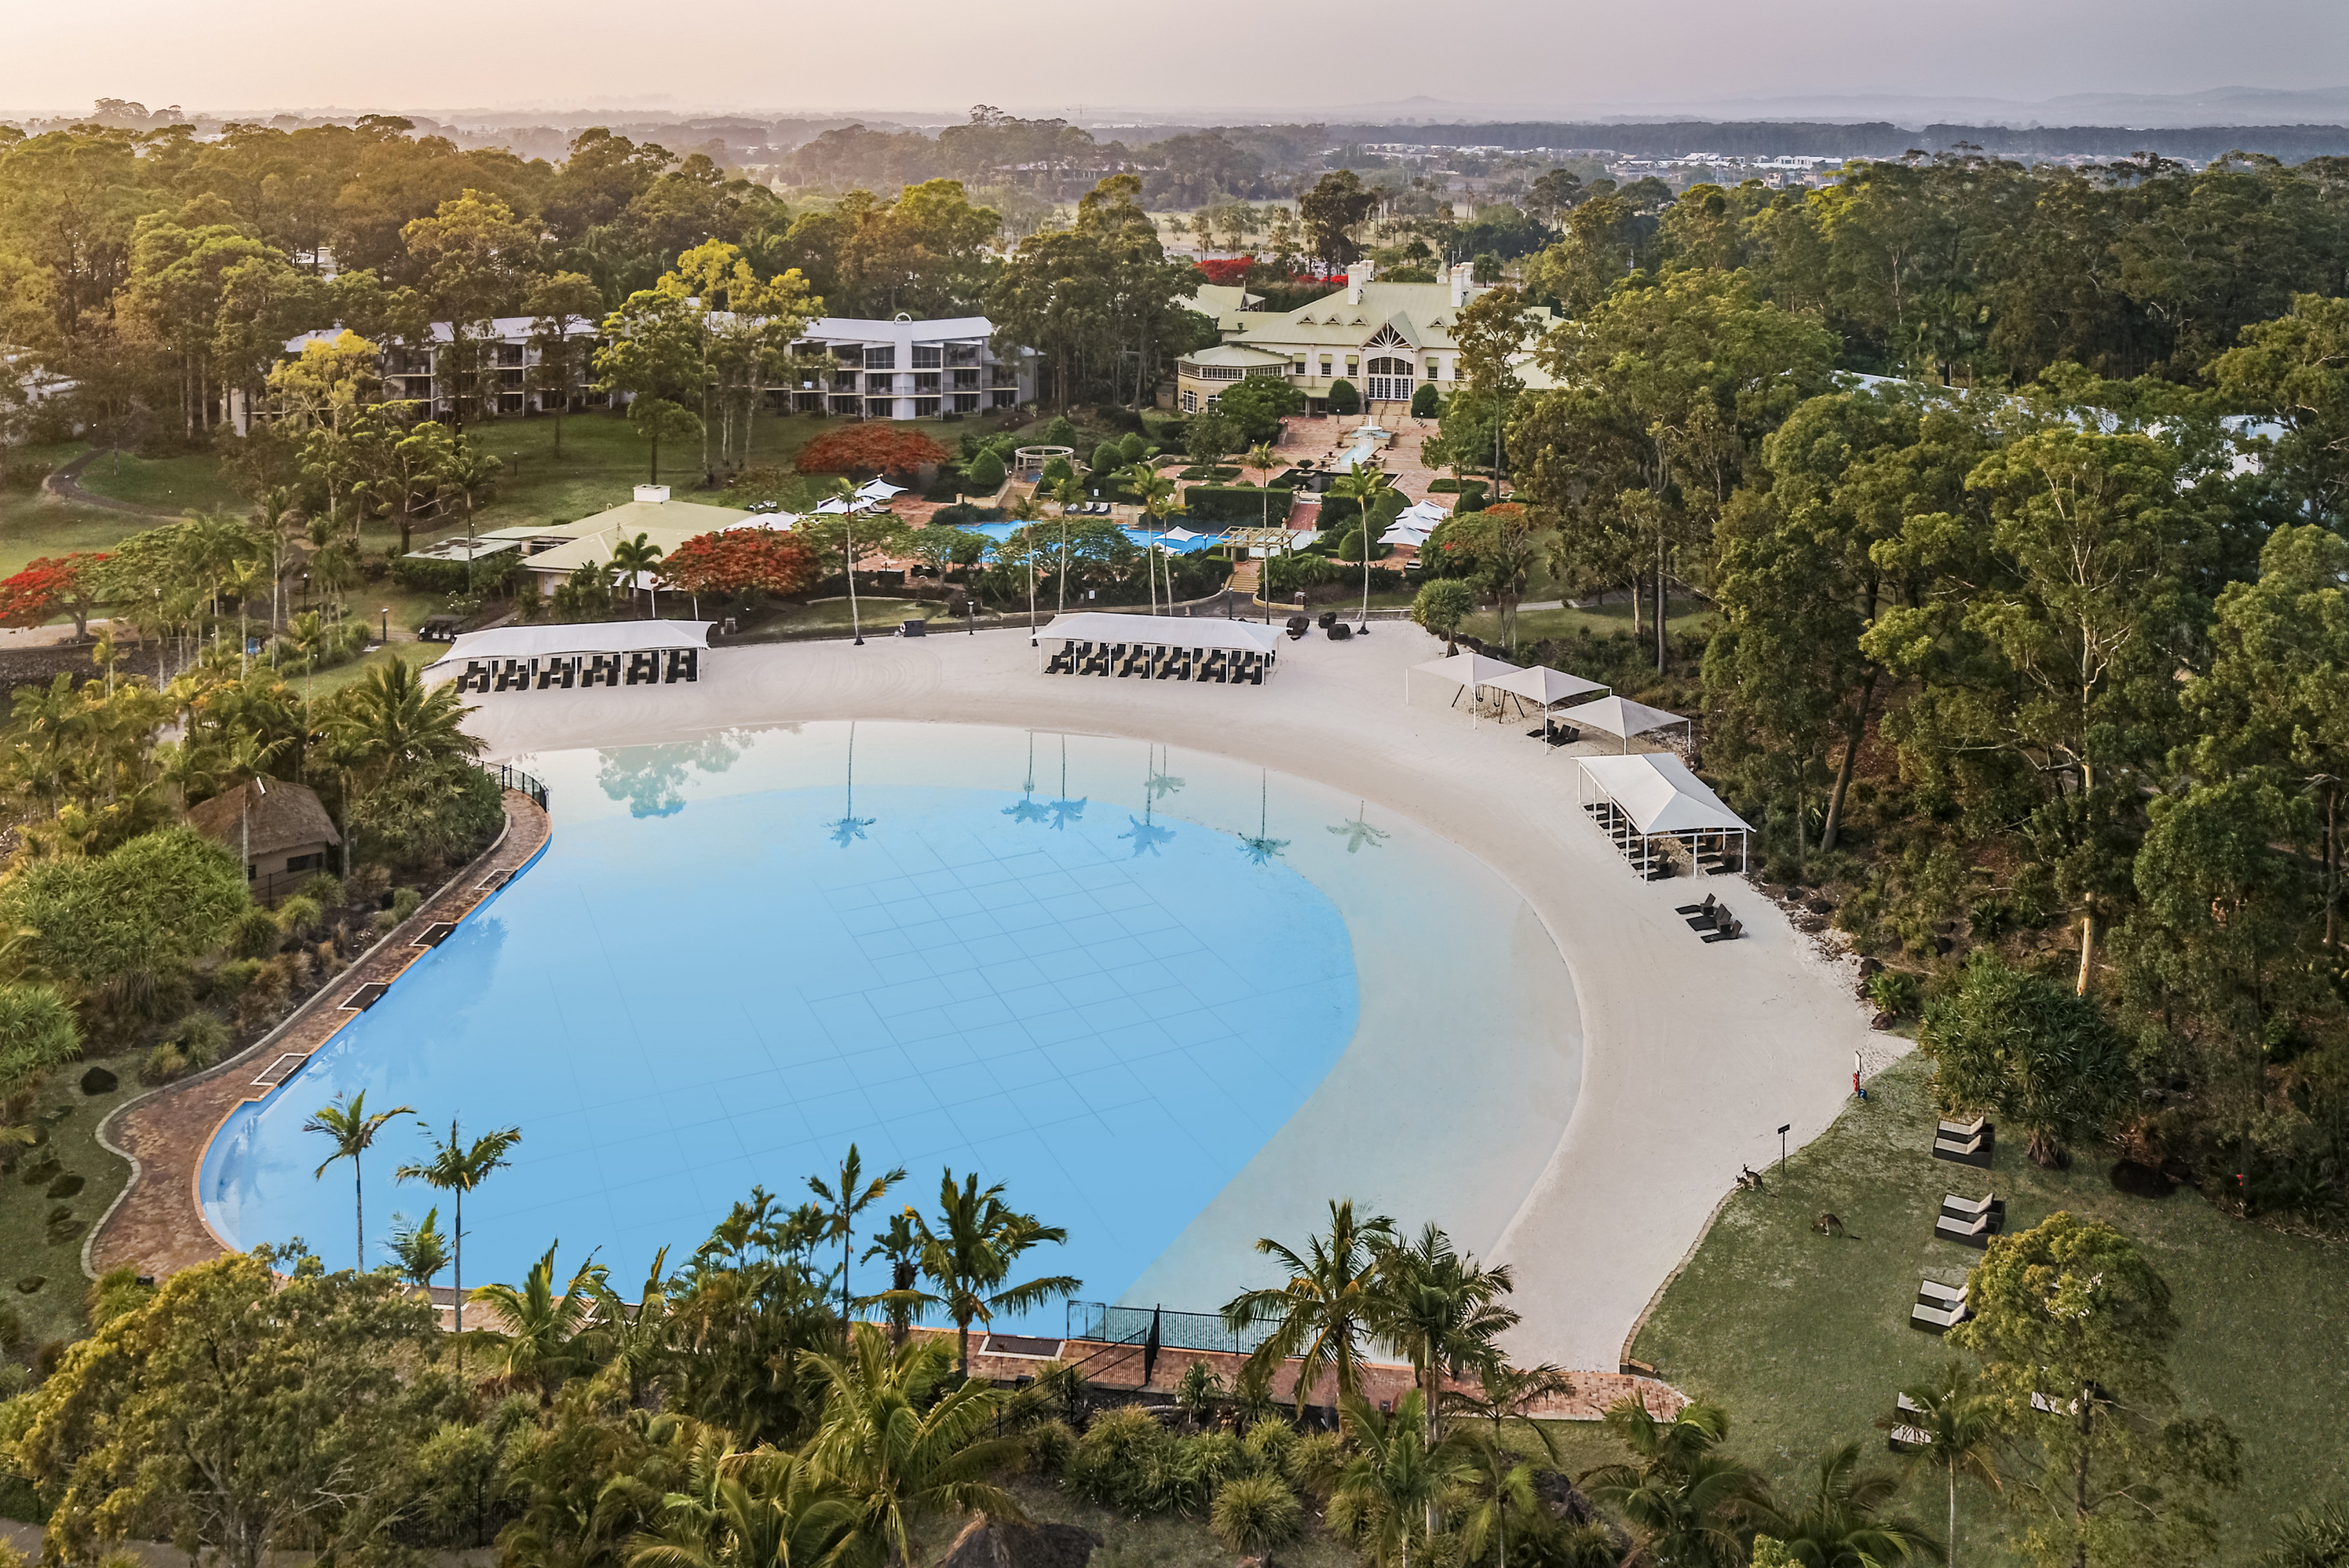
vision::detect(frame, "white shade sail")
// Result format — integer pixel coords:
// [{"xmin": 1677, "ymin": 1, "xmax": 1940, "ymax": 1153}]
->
[
  {"xmin": 1380, "ymin": 524, "xmax": 1432, "ymax": 546},
  {"xmin": 1041, "ymin": 612, "xmax": 1282, "ymax": 653},
  {"xmin": 428, "ymin": 620, "xmax": 713, "ymax": 669},
  {"xmin": 1486, "ymin": 666, "xmax": 1611, "ymax": 708},
  {"xmin": 857, "ymin": 479, "xmax": 907, "ymax": 501},
  {"xmin": 1570, "ymin": 694, "xmax": 1690, "ymax": 749},
  {"xmin": 1398, "ymin": 500, "xmax": 1448, "ymax": 524},
  {"xmin": 1578, "ymin": 753, "xmax": 1752, "ymax": 837}
]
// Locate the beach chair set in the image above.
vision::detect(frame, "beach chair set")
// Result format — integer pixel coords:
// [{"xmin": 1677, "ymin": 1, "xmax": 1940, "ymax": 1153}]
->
[
  {"xmin": 1932, "ymin": 1117, "xmax": 1994, "ymax": 1168},
  {"xmin": 1886, "ymin": 1393, "xmax": 1935, "ymax": 1451},
  {"xmin": 1042, "ymin": 640, "xmax": 1269, "ymax": 685},
  {"xmin": 1676, "ymin": 893, "xmax": 1745, "ymax": 942},
  {"xmin": 1936, "ymin": 1190, "xmax": 2004, "ymax": 1248},
  {"xmin": 1911, "ymin": 1274, "xmax": 1970, "ymax": 1334},
  {"xmin": 454, "ymin": 649, "xmax": 698, "ymax": 694},
  {"xmin": 1583, "ymin": 797, "xmax": 1671, "ymax": 880}
]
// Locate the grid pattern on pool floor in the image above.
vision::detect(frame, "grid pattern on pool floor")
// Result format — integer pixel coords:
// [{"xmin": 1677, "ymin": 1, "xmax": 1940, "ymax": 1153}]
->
[{"xmin": 214, "ymin": 783, "xmax": 1356, "ymax": 1309}]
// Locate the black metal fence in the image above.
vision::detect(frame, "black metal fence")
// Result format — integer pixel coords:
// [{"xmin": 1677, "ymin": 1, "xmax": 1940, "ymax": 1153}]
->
[
  {"xmin": 482, "ymin": 762, "xmax": 548, "ymax": 809},
  {"xmin": 1065, "ymin": 1301, "xmax": 1278, "ymax": 1356}
]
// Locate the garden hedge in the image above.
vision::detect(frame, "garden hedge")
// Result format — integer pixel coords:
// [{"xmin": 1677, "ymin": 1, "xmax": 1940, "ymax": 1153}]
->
[{"xmin": 1179, "ymin": 486, "xmax": 1295, "ymax": 525}]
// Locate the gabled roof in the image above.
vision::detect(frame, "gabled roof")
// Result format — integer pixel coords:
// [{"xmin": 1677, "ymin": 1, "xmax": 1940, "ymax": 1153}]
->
[
  {"xmin": 188, "ymin": 778, "xmax": 341, "ymax": 855},
  {"xmin": 1226, "ymin": 281, "xmax": 1552, "ymax": 356}
]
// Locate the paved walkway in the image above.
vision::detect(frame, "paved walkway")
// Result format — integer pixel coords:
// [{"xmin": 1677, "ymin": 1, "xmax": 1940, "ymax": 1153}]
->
[
  {"xmin": 42, "ymin": 449, "xmax": 181, "ymax": 517},
  {"xmin": 453, "ymin": 629, "xmax": 1889, "ymax": 1372},
  {"xmin": 88, "ymin": 791, "xmax": 554, "ymax": 1279}
]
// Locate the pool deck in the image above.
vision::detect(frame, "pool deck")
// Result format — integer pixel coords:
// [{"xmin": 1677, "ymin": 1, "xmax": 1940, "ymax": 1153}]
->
[
  {"xmin": 87, "ymin": 791, "xmax": 554, "ymax": 1280},
  {"xmin": 453, "ymin": 621, "xmax": 1893, "ymax": 1374}
]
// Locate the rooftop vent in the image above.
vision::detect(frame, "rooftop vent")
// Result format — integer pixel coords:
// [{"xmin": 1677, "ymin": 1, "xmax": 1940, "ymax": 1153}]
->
[{"xmin": 634, "ymin": 484, "xmax": 672, "ymax": 503}]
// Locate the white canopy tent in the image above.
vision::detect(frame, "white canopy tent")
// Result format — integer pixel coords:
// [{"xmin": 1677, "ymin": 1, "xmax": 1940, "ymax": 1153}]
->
[
  {"xmin": 1570, "ymin": 694, "xmax": 1694, "ymax": 752},
  {"xmin": 856, "ymin": 479, "xmax": 907, "ymax": 503},
  {"xmin": 1398, "ymin": 500, "xmax": 1449, "ymax": 527},
  {"xmin": 1380, "ymin": 523, "xmax": 1433, "ymax": 547},
  {"xmin": 1576, "ymin": 752, "xmax": 1753, "ymax": 875},
  {"xmin": 1405, "ymin": 647, "xmax": 1522, "ymax": 726},
  {"xmin": 425, "ymin": 620, "xmax": 714, "ymax": 694},
  {"xmin": 428, "ymin": 620, "xmax": 713, "ymax": 669},
  {"xmin": 1484, "ymin": 666, "xmax": 1612, "ymax": 745}
]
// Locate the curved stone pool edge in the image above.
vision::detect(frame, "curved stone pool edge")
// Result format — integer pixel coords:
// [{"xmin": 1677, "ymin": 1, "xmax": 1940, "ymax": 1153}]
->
[{"xmin": 87, "ymin": 791, "xmax": 554, "ymax": 1281}]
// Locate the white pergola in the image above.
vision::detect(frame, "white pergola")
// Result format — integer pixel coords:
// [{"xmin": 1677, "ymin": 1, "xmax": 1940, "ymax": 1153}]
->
[
  {"xmin": 1569, "ymin": 694, "xmax": 1694, "ymax": 752},
  {"xmin": 1577, "ymin": 752, "xmax": 1754, "ymax": 876},
  {"xmin": 1405, "ymin": 648, "xmax": 1522, "ymax": 725},
  {"xmin": 1484, "ymin": 665, "xmax": 1612, "ymax": 745}
]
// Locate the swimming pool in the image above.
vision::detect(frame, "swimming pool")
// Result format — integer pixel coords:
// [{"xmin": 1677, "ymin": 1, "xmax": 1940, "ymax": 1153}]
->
[{"xmin": 200, "ymin": 723, "xmax": 1579, "ymax": 1325}]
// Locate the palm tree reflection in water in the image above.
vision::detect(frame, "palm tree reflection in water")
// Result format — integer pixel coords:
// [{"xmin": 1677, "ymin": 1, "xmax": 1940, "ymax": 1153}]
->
[
  {"xmin": 1238, "ymin": 770, "xmax": 1290, "ymax": 867},
  {"xmin": 1002, "ymin": 732, "xmax": 1051, "ymax": 825},
  {"xmin": 1046, "ymin": 734, "xmax": 1086, "ymax": 831},
  {"xmin": 1120, "ymin": 744, "xmax": 1178, "ymax": 857},
  {"xmin": 827, "ymin": 721, "xmax": 877, "ymax": 847},
  {"xmin": 1329, "ymin": 800, "xmax": 1389, "ymax": 854}
]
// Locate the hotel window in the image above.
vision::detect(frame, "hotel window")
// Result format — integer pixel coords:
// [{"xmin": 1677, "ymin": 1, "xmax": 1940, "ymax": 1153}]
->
[
  {"xmin": 1290, "ymin": 359, "xmax": 1306, "ymax": 377},
  {"xmin": 863, "ymin": 345, "xmax": 896, "ymax": 370},
  {"xmin": 1319, "ymin": 355, "xmax": 1333, "ymax": 376},
  {"xmin": 866, "ymin": 396, "xmax": 895, "ymax": 418},
  {"xmin": 911, "ymin": 344, "xmax": 942, "ymax": 369},
  {"xmin": 913, "ymin": 397, "xmax": 940, "ymax": 417},
  {"xmin": 945, "ymin": 343, "xmax": 981, "ymax": 366},
  {"xmin": 990, "ymin": 388, "xmax": 1018, "ymax": 407},
  {"xmin": 951, "ymin": 392, "xmax": 980, "ymax": 413},
  {"xmin": 1426, "ymin": 359, "xmax": 1440, "ymax": 380},
  {"xmin": 1181, "ymin": 388, "xmax": 1200, "ymax": 413},
  {"xmin": 952, "ymin": 369, "xmax": 980, "ymax": 389},
  {"xmin": 832, "ymin": 368, "xmax": 857, "ymax": 390},
  {"xmin": 1344, "ymin": 355, "xmax": 1359, "ymax": 375},
  {"xmin": 914, "ymin": 372, "xmax": 940, "ymax": 392},
  {"xmin": 866, "ymin": 373, "xmax": 895, "ymax": 394}
]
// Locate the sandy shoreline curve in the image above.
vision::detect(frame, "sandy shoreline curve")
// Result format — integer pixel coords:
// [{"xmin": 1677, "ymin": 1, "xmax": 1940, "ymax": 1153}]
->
[{"xmin": 449, "ymin": 622, "xmax": 1889, "ymax": 1370}]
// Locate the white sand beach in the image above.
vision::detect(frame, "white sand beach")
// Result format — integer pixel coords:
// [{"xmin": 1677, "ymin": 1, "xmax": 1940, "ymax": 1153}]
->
[{"xmin": 451, "ymin": 621, "xmax": 1893, "ymax": 1372}]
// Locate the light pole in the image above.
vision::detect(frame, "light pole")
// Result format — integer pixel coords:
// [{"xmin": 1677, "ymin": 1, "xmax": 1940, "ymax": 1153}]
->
[
  {"xmin": 1777, "ymin": 1123, "xmax": 1792, "ymax": 1176},
  {"xmin": 1028, "ymin": 535, "xmax": 1037, "ymax": 646},
  {"xmin": 379, "ymin": 607, "xmax": 390, "ymax": 644}
]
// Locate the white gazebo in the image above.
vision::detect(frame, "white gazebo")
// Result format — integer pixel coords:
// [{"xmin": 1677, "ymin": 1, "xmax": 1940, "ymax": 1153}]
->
[
  {"xmin": 1576, "ymin": 752, "xmax": 1753, "ymax": 877},
  {"xmin": 1569, "ymin": 694, "xmax": 1693, "ymax": 752},
  {"xmin": 1485, "ymin": 666, "xmax": 1612, "ymax": 745},
  {"xmin": 1405, "ymin": 647, "xmax": 1522, "ymax": 725}
]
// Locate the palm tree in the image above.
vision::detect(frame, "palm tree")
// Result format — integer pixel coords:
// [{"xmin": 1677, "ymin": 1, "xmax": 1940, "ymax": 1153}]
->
[
  {"xmin": 1582, "ymin": 1397, "xmax": 1774, "ymax": 1568},
  {"xmin": 610, "ymin": 532, "xmax": 668, "ymax": 618},
  {"xmin": 304, "ymin": 1089, "xmax": 415, "ymax": 1272},
  {"xmin": 630, "ymin": 1432, "xmax": 859, "ymax": 1568},
  {"xmin": 1445, "ymin": 1361, "xmax": 1578, "ymax": 1465},
  {"xmin": 1118, "ymin": 461, "xmax": 1178, "ymax": 613},
  {"xmin": 435, "ymin": 438, "xmax": 503, "ymax": 596},
  {"xmin": 468, "ymin": 1242, "xmax": 605, "ymax": 1408},
  {"xmin": 590, "ymin": 1247, "xmax": 676, "ymax": 1408},
  {"xmin": 1369, "ymin": 1222, "xmax": 1520, "ymax": 1450},
  {"xmin": 334, "ymin": 655, "xmax": 483, "ymax": 785},
  {"xmin": 1770, "ymin": 1444, "xmax": 1941, "ymax": 1568},
  {"xmin": 1221, "ymin": 1198, "xmax": 1398, "ymax": 1418},
  {"xmin": 806, "ymin": 1144, "xmax": 905, "ymax": 1331},
  {"xmin": 1326, "ymin": 1390, "xmax": 1467, "ymax": 1568},
  {"xmin": 1882, "ymin": 1361, "xmax": 1999, "ymax": 1567},
  {"xmin": 1048, "ymin": 475, "xmax": 1084, "ymax": 618},
  {"xmin": 1328, "ymin": 462, "xmax": 1393, "ymax": 633},
  {"xmin": 395, "ymin": 1116, "xmax": 523, "ymax": 1343},
  {"xmin": 908, "ymin": 1170, "xmax": 1080, "ymax": 1379},
  {"xmin": 1445, "ymin": 1426, "xmax": 1539, "ymax": 1568},
  {"xmin": 857, "ymin": 1209, "xmax": 926, "ymax": 1350},
  {"xmin": 823, "ymin": 478, "xmax": 870, "ymax": 645},
  {"xmin": 384, "ymin": 1206, "xmax": 452, "ymax": 1302},
  {"xmin": 1243, "ymin": 441, "xmax": 1281, "ymax": 622},
  {"xmin": 799, "ymin": 1324, "xmax": 1027, "ymax": 1568}
]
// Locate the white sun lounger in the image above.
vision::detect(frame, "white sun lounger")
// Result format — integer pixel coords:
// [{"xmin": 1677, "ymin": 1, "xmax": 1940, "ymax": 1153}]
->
[
  {"xmin": 1936, "ymin": 1191, "xmax": 2004, "ymax": 1248},
  {"xmin": 1932, "ymin": 1116, "xmax": 1994, "ymax": 1168},
  {"xmin": 1911, "ymin": 1275, "xmax": 1970, "ymax": 1334}
]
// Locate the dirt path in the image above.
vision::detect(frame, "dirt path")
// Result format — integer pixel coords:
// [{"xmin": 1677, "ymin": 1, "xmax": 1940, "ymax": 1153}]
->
[{"xmin": 43, "ymin": 449, "xmax": 182, "ymax": 518}]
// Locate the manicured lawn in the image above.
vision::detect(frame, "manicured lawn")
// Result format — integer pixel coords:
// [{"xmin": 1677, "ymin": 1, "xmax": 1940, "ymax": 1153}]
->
[
  {"xmin": 0, "ymin": 491, "xmax": 152, "ymax": 577},
  {"xmin": 72, "ymin": 449, "xmax": 244, "ymax": 514},
  {"xmin": 1632, "ymin": 1050, "xmax": 2349, "ymax": 1563},
  {"xmin": 1463, "ymin": 597, "xmax": 1716, "ymax": 645},
  {"xmin": 753, "ymin": 597, "xmax": 958, "ymax": 636},
  {"xmin": 0, "ymin": 1048, "xmax": 141, "ymax": 1353}
]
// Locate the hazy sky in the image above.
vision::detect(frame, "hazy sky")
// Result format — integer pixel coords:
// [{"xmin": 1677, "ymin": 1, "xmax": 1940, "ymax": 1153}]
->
[{"xmin": 5, "ymin": 0, "xmax": 2347, "ymax": 118}]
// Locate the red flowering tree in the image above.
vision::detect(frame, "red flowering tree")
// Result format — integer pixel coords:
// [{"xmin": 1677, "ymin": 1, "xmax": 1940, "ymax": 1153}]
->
[
  {"xmin": 795, "ymin": 426, "xmax": 951, "ymax": 478},
  {"xmin": 1194, "ymin": 258, "xmax": 1254, "ymax": 287},
  {"xmin": 660, "ymin": 531, "xmax": 823, "ymax": 600},
  {"xmin": 0, "ymin": 553, "xmax": 107, "ymax": 640}
]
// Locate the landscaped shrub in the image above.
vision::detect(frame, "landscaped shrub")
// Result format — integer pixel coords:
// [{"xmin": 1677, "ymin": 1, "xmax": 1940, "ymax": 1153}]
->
[
  {"xmin": 1211, "ymin": 1473, "xmax": 1303, "ymax": 1555},
  {"xmin": 1027, "ymin": 1417, "xmax": 1078, "ymax": 1477},
  {"xmin": 350, "ymin": 760, "xmax": 503, "ymax": 874},
  {"xmin": 1181, "ymin": 485, "xmax": 1294, "ymax": 525},
  {"xmin": 233, "ymin": 960, "xmax": 293, "ymax": 1032},
  {"xmin": 1409, "ymin": 383, "xmax": 1441, "ymax": 417},
  {"xmin": 1090, "ymin": 442, "xmax": 1124, "ymax": 476},
  {"xmin": 0, "ymin": 828, "xmax": 248, "ymax": 1000},
  {"xmin": 929, "ymin": 504, "xmax": 1006, "ymax": 528},
  {"xmin": 208, "ymin": 958, "xmax": 264, "ymax": 1001},
  {"xmin": 1039, "ymin": 455, "xmax": 1075, "ymax": 485},
  {"xmin": 1094, "ymin": 402, "xmax": 1145, "ymax": 433},
  {"xmin": 1427, "ymin": 478, "xmax": 1488, "ymax": 496},
  {"xmin": 1043, "ymin": 416, "xmax": 1079, "ymax": 449},
  {"xmin": 1117, "ymin": 431, "xmax": 1149, "ymax": 464},
  {"xmin": 796, "ymin": 425, "xmax": 951, "ymax": 477},
  {"xmin": 143, "ymin": 1043, "xmax": 191, "ymax": 1084},
  {"xmin": 389, "ymin": 556, "xmax": 522, "ymax": 597},
  {"xmin": 166, "ymin": 1011, "xmax": 229, "ymax": 1069},
  {"xmin": 347, "ymin": 864, "xmax": 392, "ymax": 905},
  {"xmin": 391, "ymin": 887, "xmax": 424, "ymax": 924},
  {"xmin": 295, "ymin": 872, "xmax": 345, "ymax": 909},
  {"xmin": 962, "ymin": 450, "xmax": 1006, "ymax": 494},
  {"xmin": 0, "ymin": 986, "xmax": 80, "ymax": 1099},
  {"xmin": 0, "ymin": 1305, "xmax": 23, "ymax": 1352},
  {"xmin": 275, "ymin": 896, "xmax": 322, "ymax": 939},
  {"xmin": 1326, "ymin": 379, "xmax": 1361, "ymax": 415},
  {"xmin": 1064, "ymin": 1405, "xmax": 1171, "ymax": 1513}
]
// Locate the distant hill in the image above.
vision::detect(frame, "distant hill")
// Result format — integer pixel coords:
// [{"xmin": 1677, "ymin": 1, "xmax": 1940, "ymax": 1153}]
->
[{"xmin": 1314, "ymin": 120, "xmax": 2349, "ymax": 162}]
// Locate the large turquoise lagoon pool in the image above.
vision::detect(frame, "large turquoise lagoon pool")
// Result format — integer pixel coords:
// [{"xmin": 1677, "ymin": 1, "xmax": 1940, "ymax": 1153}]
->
[{"xmin": 200, "ymin": 723, "xmax": 1578, "ymax": 1324}]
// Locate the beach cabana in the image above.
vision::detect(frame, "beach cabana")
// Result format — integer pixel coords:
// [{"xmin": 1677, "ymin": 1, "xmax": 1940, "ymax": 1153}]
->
[
  {"xmin": 1037, "ymin": 612, "xmax": 1281, "ymax": 684},
  {"xmin": 1406, "ymin": 648, "xmax": 1522, "ymax": 725},
  {"xmin": 1485, "ymin": 666, "xmax": 1611, "ymax": 745},
  {"xmin": 1571, "ymin": 694, "xmax": 1694, "ymax": 752},
  {"xmin": 1576, "ymin": 752, "xmax": 1752, "ymax": 877}
]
